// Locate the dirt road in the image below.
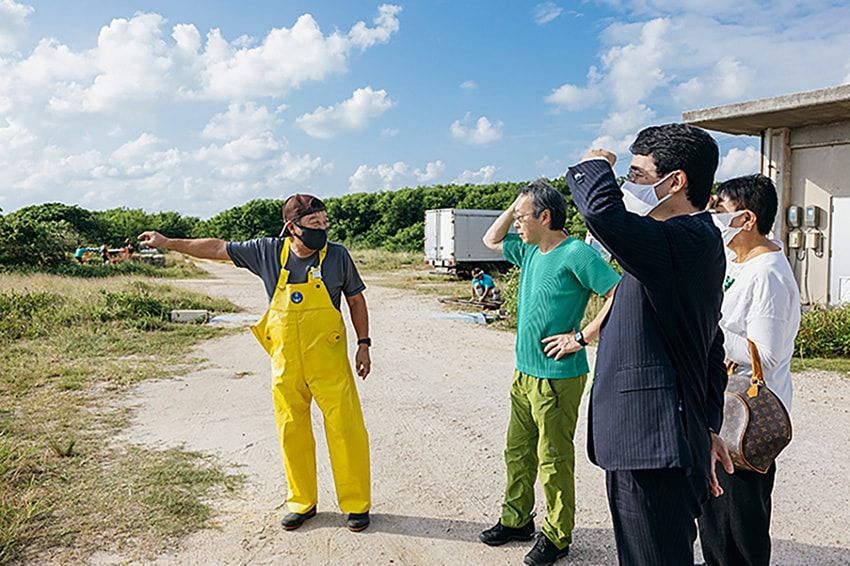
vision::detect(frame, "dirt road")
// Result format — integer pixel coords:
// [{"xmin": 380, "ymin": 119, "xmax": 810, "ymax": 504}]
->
[{"xmin": 103, "ymin": 261, "xmax": 850, "ymax": 565}]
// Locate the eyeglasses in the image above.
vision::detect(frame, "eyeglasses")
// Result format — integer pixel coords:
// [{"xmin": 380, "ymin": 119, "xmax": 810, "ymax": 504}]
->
[{"xmin": 513, "ymin": 212, "xmax": 533, "ymax": 223}]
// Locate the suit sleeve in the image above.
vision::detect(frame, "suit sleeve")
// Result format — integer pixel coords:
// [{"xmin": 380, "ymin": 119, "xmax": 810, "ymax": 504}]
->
[
  {"xmin": 706, "ymin": 327, "xmax": 728, "ymax": 433},
  {"xmin": 565, "ymin": 159, "xmax": 672, "ymax": 291}
]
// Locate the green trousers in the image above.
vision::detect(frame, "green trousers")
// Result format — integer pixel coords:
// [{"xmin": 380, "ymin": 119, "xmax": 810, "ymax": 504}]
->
[{"xmin": 501, "ymin": 370, "xmax": 586, "ymax": 550}]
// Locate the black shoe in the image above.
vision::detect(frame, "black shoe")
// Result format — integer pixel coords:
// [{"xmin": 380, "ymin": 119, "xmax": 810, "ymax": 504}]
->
[
  {"xmin": 524, "ymin": 533, "xmax": 569, "ymax": 566},
  {"xmin": 347, "ymin": 511, "xmax": 370, "ymax": 532},
  {"xmin": 280, "ymin": 506, "xmax": 316, "ymax": 530},
  {"xmin": 479, "ymin": 519, "xmax": 535, "ymax": 546}
]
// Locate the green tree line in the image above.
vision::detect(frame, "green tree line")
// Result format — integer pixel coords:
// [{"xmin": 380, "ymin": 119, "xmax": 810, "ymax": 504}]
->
[{"xmin": 1, "ymin": 180, "xmax": 589, "ymax": 268}]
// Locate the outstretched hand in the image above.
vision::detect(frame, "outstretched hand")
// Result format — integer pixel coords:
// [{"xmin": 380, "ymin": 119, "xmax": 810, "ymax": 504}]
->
[
  {"xmin": 138, "ymin": 230, "xmax": 168, "ymax": 249},
  {"xmin": 709, "ymin": 432, "xmax": 734, "ymax": 497}
]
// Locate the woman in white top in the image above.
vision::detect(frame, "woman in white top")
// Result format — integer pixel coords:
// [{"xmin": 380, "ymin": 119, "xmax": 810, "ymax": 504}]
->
[{"xmin": 699, "ymin": 174, "xmax": 801, "ymax": 566}]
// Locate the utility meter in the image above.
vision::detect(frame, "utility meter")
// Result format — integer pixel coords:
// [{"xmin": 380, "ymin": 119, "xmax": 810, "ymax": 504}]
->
[
  {"xmin": 788, "ymin": 230, "xmax": 803, "ymax": 249},
  {"xmin": 786, "ymin": 205, "xmax": 802, "ymax": 228},
  {"xmin": 805, "ymin": 230, "xmax": 822, "ymax": 250},
  {"xmin": 804, "ymin": 205, "xmax": 821, "ymax": 228}
]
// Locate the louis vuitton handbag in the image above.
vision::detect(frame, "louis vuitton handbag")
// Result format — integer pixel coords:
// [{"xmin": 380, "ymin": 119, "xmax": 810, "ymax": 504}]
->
[{"xmin": 719, "ymin": 339, "xmax": 792, "ymax": 474}]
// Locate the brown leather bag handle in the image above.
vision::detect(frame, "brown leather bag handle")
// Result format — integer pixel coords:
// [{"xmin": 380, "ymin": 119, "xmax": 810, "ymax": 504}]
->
[{"xmin": 746, "ymin": 339, "xmax": 765, "ymax": 398}]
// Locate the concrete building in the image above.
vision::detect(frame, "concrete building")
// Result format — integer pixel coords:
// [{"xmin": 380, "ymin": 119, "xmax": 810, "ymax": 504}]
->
[{"xmin": 684, "ymin": 84, "xmax": 850, "ymax": 306}]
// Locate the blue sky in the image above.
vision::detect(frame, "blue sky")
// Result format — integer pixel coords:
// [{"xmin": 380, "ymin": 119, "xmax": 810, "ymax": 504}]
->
[{"xmin": 2, "ymin": 1, "xmax": 850, "ymax": 217}]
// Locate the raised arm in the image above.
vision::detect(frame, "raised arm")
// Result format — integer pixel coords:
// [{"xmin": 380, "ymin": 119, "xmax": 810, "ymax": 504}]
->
[
  {"xmin": 566, "ymin": 158, "xmax": 672, "ymax": 287},
  {"xmin": 138, "ymin": 231, "xmax": 229, "ymax": 260},
  {"xmin": 483, "ymin": 196, "xmax": 520, "ymax": 252}
]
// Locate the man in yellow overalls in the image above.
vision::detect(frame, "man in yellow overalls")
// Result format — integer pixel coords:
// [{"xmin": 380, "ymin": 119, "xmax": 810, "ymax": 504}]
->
[{"xmin": 139, "ymin": 194, "xmax": 372, "ymax": 531}]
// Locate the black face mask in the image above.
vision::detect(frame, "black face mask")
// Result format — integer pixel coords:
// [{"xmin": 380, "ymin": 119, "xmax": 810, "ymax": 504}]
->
[{"xmin": 294, "ymin": 223, "xmax": 328, "ymax": 250}]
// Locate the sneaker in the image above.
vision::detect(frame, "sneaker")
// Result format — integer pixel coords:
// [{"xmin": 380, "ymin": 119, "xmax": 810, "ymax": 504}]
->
[
  {"xmin": 479, "ymin": 519, "xmax": 535, "ymax": 547},
  {"xmin": 280, "ymin": 506, "xmax": 316, "ymax": 530},
  {"xmin": 523, "ymin": 533, "xmax": 570, "ymax": 566},
  {"xmin": 347, "ymin": 511, "xmax": 370, "ymax": 532}
]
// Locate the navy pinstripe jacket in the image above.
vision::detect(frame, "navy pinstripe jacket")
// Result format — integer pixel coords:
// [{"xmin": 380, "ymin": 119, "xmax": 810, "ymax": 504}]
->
[{"xmin": 567, "ymin": 159, "xmax": 727, "ymax": 482}]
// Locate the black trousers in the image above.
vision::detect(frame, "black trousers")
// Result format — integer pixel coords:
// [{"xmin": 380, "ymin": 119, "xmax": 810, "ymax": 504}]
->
[
  {"xmin": 606, "ymin": 469, "xmax": 706, "ymax": 566},
  {"xmin": 698, "ymin": 463, "xmax": 776, "ymax": 566}
]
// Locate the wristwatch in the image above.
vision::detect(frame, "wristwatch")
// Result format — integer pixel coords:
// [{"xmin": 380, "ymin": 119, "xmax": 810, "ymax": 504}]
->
[
  {"xmin": 574, "ymin": 330, "xmax": 588, "ymax": 348},
  {"xmin": 357, "ymin": 337, "xmax": 372, "ymax": 347}
]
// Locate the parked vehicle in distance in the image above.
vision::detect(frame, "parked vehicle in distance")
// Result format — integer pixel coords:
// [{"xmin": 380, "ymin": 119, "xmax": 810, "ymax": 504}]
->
[{"xmin": 424, "ymin": 208, "xmax": 515, "ymax": 277}]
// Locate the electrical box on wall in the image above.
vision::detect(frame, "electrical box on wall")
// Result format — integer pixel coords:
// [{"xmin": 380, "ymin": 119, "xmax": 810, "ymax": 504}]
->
[
  {"xmin": 788, "ymin": 230, "xmax": 803, "ymax": 249},
  {"xmin": 805, "ymin": 231, "xmax": 822, "ymax": 250},
  {"xmin": 804, "ymin": 205, "xmax": 821, "ymax": 228},
  {"xmin": 787, "ymin": 205, "xmax": 802, "ymax": 228}
]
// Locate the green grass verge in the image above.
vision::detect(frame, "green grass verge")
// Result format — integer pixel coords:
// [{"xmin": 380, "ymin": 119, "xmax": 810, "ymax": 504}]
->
[
  {"xmin": 0, "ymin": 273, "xmax": 243, "ymax": 563},
  {"xmin": 791, "ymin": 357, "xmax": 850, "ymax": 376},
  {"xmin": 0, "ymin": 252, "xmax": 208, "ymax": 279}
]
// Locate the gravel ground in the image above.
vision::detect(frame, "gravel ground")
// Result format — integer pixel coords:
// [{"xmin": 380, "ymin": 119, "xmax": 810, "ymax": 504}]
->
[{"xmin": 95, "ymin": 261, "xmax": 850, "ymax": 565}]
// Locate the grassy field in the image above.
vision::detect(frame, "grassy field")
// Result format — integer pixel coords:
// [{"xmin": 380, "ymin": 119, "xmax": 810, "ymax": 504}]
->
[{"xmin": 0, "ymin": 272, "xmax": 243, "ymax": 564}]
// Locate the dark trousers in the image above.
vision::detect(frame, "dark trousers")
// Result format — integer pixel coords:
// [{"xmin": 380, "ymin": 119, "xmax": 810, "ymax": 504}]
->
[
  {"xmin": 606, "ymin": 469, "xmax": 706, "ymax": 566},
  {"xmin": 698, "ymin": 463, "xmax": 776, "ymax": 566}
]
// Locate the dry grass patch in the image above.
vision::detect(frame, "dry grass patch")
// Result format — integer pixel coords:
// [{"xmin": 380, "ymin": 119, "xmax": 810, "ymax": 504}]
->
[{"xmin": 0, "ymin": 272, "xmax": 243, "ymax": 564}]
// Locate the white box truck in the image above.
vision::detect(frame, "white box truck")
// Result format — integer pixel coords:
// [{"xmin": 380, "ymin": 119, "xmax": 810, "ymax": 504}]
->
[{"xmin": 424, "ymin": 208, "xmax": 515, "ymax": 275}]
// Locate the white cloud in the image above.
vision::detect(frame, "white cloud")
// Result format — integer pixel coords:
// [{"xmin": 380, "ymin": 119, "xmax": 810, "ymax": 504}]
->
[
  {"xmin": 380, "ymin": 127, "xmax": 399, "ymax": 139},
  {"xmin": 414, "ymin": 160, "xmax": 445, "ymax": 182},
  {"xmin": 202, "ymin": 102, "xmax": 278, "ymax": 140},
  {"xmin": 716, "ymin": 146, "xmax": 759, "ymax": 180},
  {"xmin": 452, "ymin": 165, "xmax": 497, "ymax": 185},
  {"xmin": 295, "ymin": 87, "xmax": 394, "ymax": 139},
  {"xmin": 535, "ymin": 155, "xmax": 563, "ymax": 175},
  {"xmin": 545, "ymin": 80, "xmax": 599, "ymax": 110},
  {"xmin": 0, "ymin": 118, "xmax": 36, "ymax": 149},
  {"xmin": 0, "ymin": 0, "xmax": 33, "ymax": 53},
  {"xmin": 48, "ymin": 13, "xmax": 174, "ymax": 113},
  {"xmin": 348, "ymin": 4, "xmax": 402, "ymax": 49},
  {"xmin": 0, "ymin": 6, "xmax": 400, "ymax": 216},
  {"xmin": 0, "ymin": 5, "xmax": 402, "ymax": 115},
  {"xmin": 460, "ymin": 80, "xmax": 478, "ymax": 90},
  {"xmin": 348, "ymin": 161, "xmax": 408, "ymax": 192},
  {"xmin": 552, "ymin": 1, "xmax": 850, "ymax": 170},
  {"xmin": 348, "ymin": 159, "xmax": 445, "ymax": 192},
  {"xmin": 271, "ymin": 152, "xmax": 332, "ymax": 185},
  {"xmin": 450, "ymin": 114, "xmax": 503, "ymax": 144},
  {"xmin": 534, "ymin": 2, "xmax": 564, "ymax": 25}
]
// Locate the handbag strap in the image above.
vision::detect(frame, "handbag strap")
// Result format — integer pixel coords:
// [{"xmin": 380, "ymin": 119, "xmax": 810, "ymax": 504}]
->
[{"xmin": 746, "ymin": 339, "xmax": 765, "ymax": 398}]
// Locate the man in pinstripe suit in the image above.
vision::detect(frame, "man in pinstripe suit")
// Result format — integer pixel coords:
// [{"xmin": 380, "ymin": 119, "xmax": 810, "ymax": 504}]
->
[{"xmin": 565, "ymin": 124, "xmax": 734, "ymax": 566}]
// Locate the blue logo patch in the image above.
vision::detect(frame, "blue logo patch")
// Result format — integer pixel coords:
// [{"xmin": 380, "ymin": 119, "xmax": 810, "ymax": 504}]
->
[{"xmin": 291, "ymin": 291, "xmax": 304, "ymax": 304}]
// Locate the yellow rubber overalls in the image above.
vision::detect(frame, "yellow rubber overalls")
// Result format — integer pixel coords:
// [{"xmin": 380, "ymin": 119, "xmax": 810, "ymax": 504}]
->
[{"xmin": 251, "ymin": 238, "xmax": 370, "ymax": 514}]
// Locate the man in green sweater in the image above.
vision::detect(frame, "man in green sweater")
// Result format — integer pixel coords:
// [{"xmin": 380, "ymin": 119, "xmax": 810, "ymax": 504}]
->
[{"xmin": 480, "ymin": 180, "xmax": 620, "ymax": 566}]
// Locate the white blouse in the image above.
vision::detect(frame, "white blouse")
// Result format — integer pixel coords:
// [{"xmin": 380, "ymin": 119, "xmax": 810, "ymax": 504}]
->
[{"xmin": 721, "ymin": 248, "xmax": 800, "ymax": 412}]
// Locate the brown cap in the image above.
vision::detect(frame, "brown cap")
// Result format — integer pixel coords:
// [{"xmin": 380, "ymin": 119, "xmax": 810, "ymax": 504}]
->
[{"xmin": 280, "ymin": 194, "xmax": 326, "ymax": 236}]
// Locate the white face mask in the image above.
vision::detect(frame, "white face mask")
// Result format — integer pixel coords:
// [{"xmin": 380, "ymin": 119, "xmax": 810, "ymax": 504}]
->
[
  {"xmin": 620, "ymin": 172, "xmax": 675, "ymax": 216},
  {"xmin": 711, "ymin": 211, "xmax": 747, "ymax": 247}
]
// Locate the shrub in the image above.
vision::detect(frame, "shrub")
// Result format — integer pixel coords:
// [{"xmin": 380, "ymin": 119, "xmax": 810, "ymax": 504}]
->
[
  {"xmin": 500, "ymin": 267, "xmax": 521, "ymax": 327},
  {"xmin": 0, "ymin": 216, "xmax": 77, "ymax": 268},
  {"xmin": 795, "ymin": 304, "xmax": 850, "ymax": 359}
]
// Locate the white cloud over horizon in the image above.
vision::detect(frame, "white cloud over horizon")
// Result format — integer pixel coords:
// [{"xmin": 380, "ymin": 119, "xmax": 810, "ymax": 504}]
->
[
  {"xmin": 450, "ymin": 114, "xmax": 503, "ymax": 145},
  {"xmin": 716, "ymin": 145, "xmax": 759, "ymax": 181},
  {"xmin": 0, "ymin": 4, "xmax": 400, "ymax": 216},
  {"xmin": 296, "ymin": 87, "xmax": 394, "ymax": 139},
  {"xmin": 547, "ymin": 3, "xmax": 850, "ymax": 162},
  {"xmin": 347, "ymin": 159, "xmax": 445, "ymax": 192}
]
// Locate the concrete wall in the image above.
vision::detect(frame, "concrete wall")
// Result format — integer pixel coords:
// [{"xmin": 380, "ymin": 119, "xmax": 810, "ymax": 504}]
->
[{"xmin": 766, "ymin": 119, "xmax": 850, "ymax": 304}]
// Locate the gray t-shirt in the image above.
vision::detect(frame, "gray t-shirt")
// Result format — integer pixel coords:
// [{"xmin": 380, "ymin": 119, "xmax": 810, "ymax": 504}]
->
[{"xmin": 226, "ymin": 238, "xmax": 366, "ymax": 310}]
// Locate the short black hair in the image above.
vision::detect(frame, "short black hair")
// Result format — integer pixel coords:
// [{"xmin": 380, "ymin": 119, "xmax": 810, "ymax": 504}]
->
[
  {"xmin": 717, "ymin": 174, "xmax": 778, "ymax": 235},
  {"xmin": 630, "ymin": 123, "xmax": 719, "ymax": 209},
  {"xmin": 518, "ymin": 179, "xmax": 567, "ymax": 231}
]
